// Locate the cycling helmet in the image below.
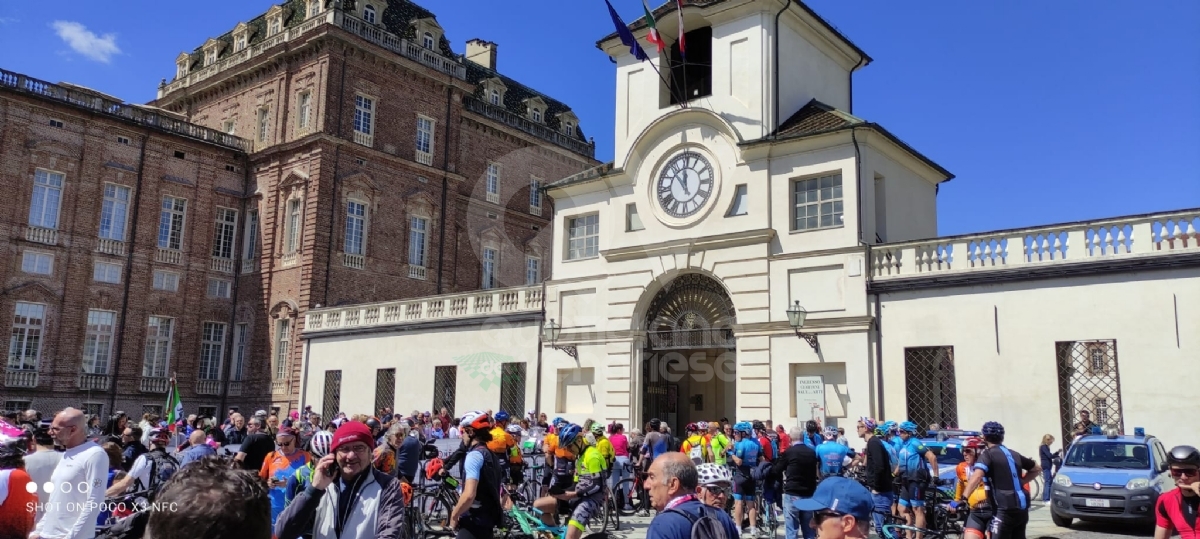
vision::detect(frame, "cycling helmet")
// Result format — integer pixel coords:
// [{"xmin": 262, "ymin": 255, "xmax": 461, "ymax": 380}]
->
[
  {"xmin": 823, "ymin": 426, "xmax": 838, "ymax": 440},
  {"xmin": 981, "ymin": 421, "xmax": 1005, "ymax": 438},
  {"xmin": 696, "ymin": 463, "xmax": 734, "ymax": 486},
  {"xmin": 310, "ymin": 430, "xmax": 334, "ymax": 458},
  {"xmin": 859, "ymin": 417, "xmax": 877, "ymax": 431},
  {"xmin": 752, "ymin": 420, "xmax": 765, "ymax": 432},
  {"xmin": 963, "ymin": 437, "xmax": 985, "ymax": 451},
  {"xmin": 1168, "ymin": 446, "xmax": 1200, "ymax": 467},
  {"xmin": 460, "ymin": 410, "xmax": 491, "ymax": 430},
  {"xmin": 506, "ymin": 424, "xmax": 523, "ymax": 435},
  {"xmin": 553, "ymin": 417, "xmax": 568, "ymax": 428},
  {"xmin": 558, "ymin": 424, "xmax": 583, "ymax": 447},
  {"xmin": 495, "ymin": 411, "xmax": 511, "ymax": 423},
  {"xmin": 365, "ymin": 418, "xmax": 382, "ymax": 432},
  {"xmin": 590, "ymin": 423, "xmax": 605, "ymax": 436},
  {"xmin": 697, "ymin": 421, "xmax": 709, "ymax": 431},
  {"xmin": 685, "ymin": 422, "xmax": 698, "ymax": 433},
  {"xmin": 881, "ymin": 421, "xmax": 898, "ymax": 435},
  {"xmin": 733, "ymin": 421, "xmax": 753, "ymax": 435},
  {"xmin": 425, "ymin": 458, "xmax": 444, "ymax": 480},
  {"xmin": 899, "ymin": 421, "xmax": 919, "ymax": 434},
  {"xmin": 649, "ymin": 418, "xmax": 662, "ymax": 431}
]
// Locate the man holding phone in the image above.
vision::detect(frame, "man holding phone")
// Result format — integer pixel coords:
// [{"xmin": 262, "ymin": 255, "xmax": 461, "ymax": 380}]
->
[
  {"xmin": 275, "ymin": 421, "xmax": 407, "ymax": 539},
  {"xmin": 260, "ymin": 426, "xmax": 311, "ymax": 526}
]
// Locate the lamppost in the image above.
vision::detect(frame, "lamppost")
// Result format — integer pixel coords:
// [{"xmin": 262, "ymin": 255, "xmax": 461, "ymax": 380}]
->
[
  {"xmin": 542, "ymin": 318, "xmax": 578, "ymax": 359},
  {"xmin": 786, "ymin": 300, "xmax": 820, "ymax": 351}
]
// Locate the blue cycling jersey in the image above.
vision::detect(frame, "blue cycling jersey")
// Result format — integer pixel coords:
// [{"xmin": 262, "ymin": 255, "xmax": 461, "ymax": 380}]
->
[
  {"xmin": 884, "ymin": 438, "xmax": 899, "ymax": 469},
  {"xmin": 897, "ymin": 438, "xmax": 930, "ymax": 477},
  {"xmin": 816, "ymin": 441, "xmax": 849, "ymax": 475},
  {"xmin": 733, "ymin": 438, "xmax": 760, "ymax": 468}
]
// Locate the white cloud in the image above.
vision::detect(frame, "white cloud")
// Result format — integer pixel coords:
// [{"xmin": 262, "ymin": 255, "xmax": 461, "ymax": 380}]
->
[{"xmin": 51, "ymin": 21, "xmax": 120, "ymax": 63}]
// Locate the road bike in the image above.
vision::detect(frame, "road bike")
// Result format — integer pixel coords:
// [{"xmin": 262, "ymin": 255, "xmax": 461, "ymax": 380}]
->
[
  {"xmin": 614, "ymin": 462, "xmax": 652, "ymax": 516},
  {"xmin": 414, "ymin": 474, "xmax": 461, "ymax": 537}
]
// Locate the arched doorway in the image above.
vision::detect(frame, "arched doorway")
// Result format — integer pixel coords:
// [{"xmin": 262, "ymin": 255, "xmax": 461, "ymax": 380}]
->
[{"xmin": 640, "ymin": 273, "xmax": 736, "ymax": 434}]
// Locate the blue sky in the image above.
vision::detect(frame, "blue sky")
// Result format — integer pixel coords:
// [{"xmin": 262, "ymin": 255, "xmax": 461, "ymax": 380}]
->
[{"xmin": 1, "ymin": 1, "xmax": 1196, "ymax": 235}]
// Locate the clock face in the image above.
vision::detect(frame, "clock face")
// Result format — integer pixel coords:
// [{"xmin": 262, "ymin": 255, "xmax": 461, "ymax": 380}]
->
[{"xmin": 656, "ymin": 152, "xmax": 714, "ymax": 218}]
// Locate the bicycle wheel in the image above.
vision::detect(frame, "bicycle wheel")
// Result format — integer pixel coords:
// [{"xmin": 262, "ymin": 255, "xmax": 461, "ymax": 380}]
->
[
  {"xmin": 759, "ymin": 496, "xmax": 779, "ymax": 537},
  {"xmin": 606, "ymin": 491, "xmax": 621, "ymax": 531},
  {"xmin": 1029, "ymin": 474, "xmax": 1043, "ymax": 501},
  {"xmin": 615, "ymin": 478, "xmax": 639, "ymax": 516},
  {"xmin": 587, "ymin": 493, "xmax": 611, "ymax": 533},
  {"xmin": 416, "ymin": 492, "xmax": 456, "ymax": 536},
  {"xmin": 880, "ymin": 524, "xmax": 945, "ymax": 539}
]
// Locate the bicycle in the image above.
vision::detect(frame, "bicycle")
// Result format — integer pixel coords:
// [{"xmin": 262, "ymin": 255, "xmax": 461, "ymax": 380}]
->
[
  {"xmin": 501, "ymin": 504, "xmax": 567, "ymax": 539},
  {"xmin": 415, "ymin": 474, "xmax": 461, "ymax": 537},
  {"xmin": 754, "ymin": 476, "xmax": 780, "ymax": 538},
  {"xmin": 614, "ymin": 462, "xmax": 652, "ymax": 516},
  {"xmin": 880, "ymin": 523, "xmax": 955, "ymax": 539}
]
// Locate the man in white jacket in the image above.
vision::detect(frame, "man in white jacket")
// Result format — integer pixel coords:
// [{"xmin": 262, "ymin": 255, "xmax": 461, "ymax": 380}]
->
[
  {"xmin": 30, "ymin": 408, "xmax": 108, "ymax": 539},
  {"xmin": 275, "ymin": 421, "xmax": 407, "ymax": 539}
]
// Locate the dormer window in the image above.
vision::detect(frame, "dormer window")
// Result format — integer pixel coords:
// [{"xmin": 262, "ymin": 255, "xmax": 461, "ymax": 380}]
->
[
  {"xmin": 235, "ymin": 35, "xmax": 247, "ymax": 51},
  {"xmin": 523, "ymin": 97, "xmax": 547, "ymax": 123},
  {"xmin": 489, "ymin": 89, "xmax": 501, "ymax": 106},
  {"xmin": 363, "ymin": 4, "xmax": 376, "ymax": 24},
  {"xmin": 269, "ymin": 18, "xmax": 282, "ymax": 35},
  {"xmin": 565, "ymin": 121, "xmax": 575, "ymax": 135},
  {"xmin": 556, "ymin": 111, "xmax": 579, "ymax": 136},
  {"xmin": 531, "ymin": 108, "xmax": 542, "ymax": 123},
  {"xmin": 307, "ymin": 0, "xmax": 321, "ymax": 18},
  {"xmin": 266, "ymin": 6, "xmax": 285, "ymax": 36},
  {"xmin": 481, "ymin": 78, "xmax": 508, "ymax": 108},
  {"xmin": 175, "ymin": 53, "xmax": 191, "ymax": 79},
  {"xmin": 232, "ymin": 23, "xmax": 249, "ymax": 52},
  {"xmin": 412, "ymin": 18, "xmax": 444, "ymax": 54},
  {"xmin": 422, "ymin": 32, "xmax": 435, "ymax": 50},
  {"xmin": 202, "ymin": 39, "xmax": 222, "ymax": 67}
]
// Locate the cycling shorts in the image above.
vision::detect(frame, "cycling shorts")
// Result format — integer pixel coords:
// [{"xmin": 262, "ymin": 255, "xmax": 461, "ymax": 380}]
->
[
  {"xmin": 898, "ymin": 479, "xmax": 926, "ymax": 507},
  {"xmin": 568, "ymin": 495, "xmax": 603, "ymax": 531},
  {"xmin": 965, "ymin": 506, "xmax": 993, "ymax": 537},
  {"xmin": 733, "ymin": 468, "xmax": 757, "ymax": 501}
]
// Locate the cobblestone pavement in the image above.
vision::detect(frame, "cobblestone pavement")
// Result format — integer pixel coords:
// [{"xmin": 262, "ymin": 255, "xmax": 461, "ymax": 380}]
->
[{"xmin": 602, "ymin": 501, "xmax": 1153, "ymax": 539}]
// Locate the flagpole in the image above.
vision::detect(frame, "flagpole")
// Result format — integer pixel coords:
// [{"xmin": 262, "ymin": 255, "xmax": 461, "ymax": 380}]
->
[{"xmin": 677, "ymin": 0, "xmax": 689, "ymax": 108}]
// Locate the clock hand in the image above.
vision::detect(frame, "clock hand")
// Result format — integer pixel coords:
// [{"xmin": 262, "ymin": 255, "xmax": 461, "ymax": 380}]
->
[{"xmin": 677, "ymin": 173, "xmax": 691, "ymax": 196}]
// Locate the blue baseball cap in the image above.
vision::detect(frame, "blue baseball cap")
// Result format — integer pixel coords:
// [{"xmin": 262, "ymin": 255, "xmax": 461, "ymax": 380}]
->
[{"xmin": 791, "ymin": 477, "xmax": 873, "ymax": 522}]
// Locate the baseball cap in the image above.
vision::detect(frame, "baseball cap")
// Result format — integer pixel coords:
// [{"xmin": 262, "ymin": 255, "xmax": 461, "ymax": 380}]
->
[{"xmin": 791, "ymin": 477, "xmax": 873, "ymax": 522}]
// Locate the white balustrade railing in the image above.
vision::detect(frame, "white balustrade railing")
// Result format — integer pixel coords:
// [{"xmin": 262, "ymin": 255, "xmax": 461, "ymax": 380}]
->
[
  {"xmin": 196, "ymin": 379, "xmax": 221, "ymax": 395},
  {"xmin": 416, "ymin": 150, "xmax": 433, "ymax": 166},
  {"xmin": 25, "ymin": 226, "xmax": 57, "ymax": 245},
  {"xmin": 408, "ymin": 265, "xmax": 427, "ymax": 280},
  {"xmin": 281, "ymin": 252, "xmax": 299, "ymax": 267},
  {"xmin": 342, "ymin": 253, "xmax": 365, "ymax": 269},
  {"xmin": 872, "ymin": 209, "xmax": 1200, "ymax": 280},
  {"xmin": 211, "ymin": 257, "xmax": 235, "ymax": 273},
  {"xmin": 156, "ymin": 248, "xmax": 183, "ymax": 265},
  {"xmin": 140, "ymin": 377, "xmax": 169, "ymax": 393},
  {"xmin": 242, "ymin": 259, "xmax": 257, "ymax": 273},
  {"xmin": 78, "ymin": 373, "xmax": 111, "ymax": 391},
  {"xmin": 96, "ymin": 238, "xmax": 126, "ymax": 256},
  {"xmin": 5, "ymin": 369, "xmax": 38, "ymax": 388},
  {"xmin": 228, "ymin": 381, "xmax": 243, "ymax": 397},
  {"xmin": 353, "ymin": 131, "xmax": 373, "ymax": 148},
  {"xmin": 305, "ymin": 285, "xmax": 544, "ymax": 333}
]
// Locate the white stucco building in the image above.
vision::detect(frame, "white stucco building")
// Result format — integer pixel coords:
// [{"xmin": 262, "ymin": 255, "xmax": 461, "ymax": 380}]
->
[{"xmin": 298, "ymin": 0, "xmax": 1200, "ymax": 456}]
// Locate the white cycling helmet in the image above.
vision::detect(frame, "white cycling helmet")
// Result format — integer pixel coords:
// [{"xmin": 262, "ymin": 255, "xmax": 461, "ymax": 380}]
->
[
  {"xmin": 823, "ymin": 426, "xmax": 839, "ymax": 440},
  {"xmin": 696, "ymin": 463, "xmax": 733, "ymax": 486},
  {"xmin": 505, "ymin": 424, "xmax": 523, "ymax": 435},
  {"xmin": 310, "ymin": 430, "xmax": 334, "ymax": 458}
]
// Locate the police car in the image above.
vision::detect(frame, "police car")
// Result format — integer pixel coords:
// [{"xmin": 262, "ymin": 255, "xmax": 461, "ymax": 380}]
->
[
  {"xmin": 1049, "ymin": 427, "xmax": 1172, "ymax": 528},
  {"xmin": 921, "ymin": 430, "xmax": 981, "ymax": 489}
]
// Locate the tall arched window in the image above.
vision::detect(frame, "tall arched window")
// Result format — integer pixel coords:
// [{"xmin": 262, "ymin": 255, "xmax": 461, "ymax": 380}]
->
[
  {"xmin": 422, "ymin": 32, "xmax": 435, "ymax": 50},
  {"xmin": 364, "ymin": 4, "xmax": 376, "ymax": 24}
]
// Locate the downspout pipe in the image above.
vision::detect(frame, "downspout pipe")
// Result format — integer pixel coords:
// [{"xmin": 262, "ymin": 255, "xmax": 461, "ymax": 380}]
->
[
  {"xmin": 323, "ymin": 46, "xmax": 350, "ymax": 306},
  {"xmin": 773, "ymin": 0, "xmax": 792, "ymax": 134},
  {"xmin": 108, "ymin": 132, "xmax": 149, "ymax": 413},
  {"xmin": 220, "ymin": 152, "xmax": 253, "ymax": 414},
  {"xmin": 874, "ymin": 292, "xmax": 885, "ymax": 419},
  {"xmin": 436, "ymin": 76, "xmax": 453, "ymax": 294}
]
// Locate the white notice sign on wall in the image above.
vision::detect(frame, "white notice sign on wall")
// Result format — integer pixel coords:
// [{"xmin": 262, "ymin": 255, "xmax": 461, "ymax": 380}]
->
[{"xmin": 795, "ymin": 375, "xmax": 826, "ymax": 428}]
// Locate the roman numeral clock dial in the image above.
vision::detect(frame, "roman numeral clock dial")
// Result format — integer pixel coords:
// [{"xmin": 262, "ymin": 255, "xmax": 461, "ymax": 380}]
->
[{"xmin": 656, "ymin": 152, "xmax": 714, "ymax": 219}]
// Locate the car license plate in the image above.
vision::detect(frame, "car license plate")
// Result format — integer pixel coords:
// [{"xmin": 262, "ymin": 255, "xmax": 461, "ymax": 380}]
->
[{"xmin": 1085, "ymin": 498, "xmax": 1110, "ymax": 508}]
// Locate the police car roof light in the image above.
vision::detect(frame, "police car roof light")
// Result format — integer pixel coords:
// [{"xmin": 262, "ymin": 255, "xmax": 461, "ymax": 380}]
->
[
  {"xmin": 1090, "ymin": 425, "xmax": 1103, "ymax": 435},
  {"xmin": 1134, "ymin": 427, "xmax": 1145, "ymax": 437}
]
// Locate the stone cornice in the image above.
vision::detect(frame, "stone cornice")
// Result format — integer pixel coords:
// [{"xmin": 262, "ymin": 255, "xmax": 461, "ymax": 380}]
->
[{"xmin": 600, "ymin": 228, "xmax": 775, "ymax": 262}]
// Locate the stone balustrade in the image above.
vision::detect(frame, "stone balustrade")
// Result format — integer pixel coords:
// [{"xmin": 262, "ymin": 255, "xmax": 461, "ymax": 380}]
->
[
  {"xmin": 196, "ymin": 379, "xmax": 221, "ymax": 395},
  {"xmin": 78, "ymin": 373, "xmax": 111, "ymax": 391},
  {"xmin": 140, "ymin": 376, "xmax": 169, "ymax": 393},
  {"xmin": 25, "ymin": 226, "xmax": 58, "ymax": 245},
  {"xmin": 306, "ymin": 285, "xmax": 544, "ymax": 334},
  {"xmin": 5, "ymin": 369, "xmax": 38, "ymax": 388},
  {"xmin": 211, "ymin": 257, "xmax": 235, "ymax": 274},
  {"xmin": 872, "ymin": 209, "xmax": 1200, "ymax": 280},
  {"xmin": 96, "ymin": 238, "xmax": 126, "ymax": 256}
]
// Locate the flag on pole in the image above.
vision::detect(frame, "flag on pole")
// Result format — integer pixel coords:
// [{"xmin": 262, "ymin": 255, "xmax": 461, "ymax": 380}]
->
[
  {"xmin": 605, "ymin": 0, "xmax": 648, "ymax": 61},
  {"xmin": 165, "ymin": 378, "xmax": 183, "ymax": 432},
  {"xmin": 642, "ymin": 1, "xmax": 666, "ymax": 53},
  {"xmin": 676, "ymin": 0, "xmax": 687, "ymax": 59}
]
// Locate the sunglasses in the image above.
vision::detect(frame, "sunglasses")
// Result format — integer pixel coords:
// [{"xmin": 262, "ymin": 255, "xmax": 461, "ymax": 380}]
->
[
  {"xmin": 812, "ymin": 511, "xmax": 847, "ymax": 527},
  {"xmin": 1171, "ymin": 468, "xmax": 1200, "ymax": 478},
  {"xmin": 703, "ymin": 485, "xmax": 730, "ymax": 497}
]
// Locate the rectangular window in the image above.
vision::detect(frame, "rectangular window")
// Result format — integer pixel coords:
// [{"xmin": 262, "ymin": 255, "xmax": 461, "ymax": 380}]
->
[
  {"xmin": 29, "ymin": 169, "xmax": 64, "ymax": 229},
  {"xmin": 258, "ymin": 107, "xmax": 270, "ymax": 143},
  {"xmin": 21, "ymin": 252, "xmax": 53, "ymax": 275},
  {"xmin": 232, "ymin": 323, "xmax": 248, "ymax": 381},
  {"xmin": 903, "ymin": 346, "xmax": 959, "ymax": 431},
  {"xmin": 499, "ymin": 363, "xmax": 526, "ymax": 418},
  {"xmin": 375, "ymin": 369, "xmax": 396, "ymax": 415},
  {"xmin": 486, "ymin": 163, "xmax": 500, "ymax": 201},
  {"xmin": 354, "ymin": 95, "xmax": 374, "ymax": 136},
  {"xmin": 525, "ymin": 256, "xmax": 540, "ymax": 285},
  {"xmin": 416, "ymin": 116, "xmax": 434, "ymax": 154},
  {"xmin": 223, "ymin": 119, "xmax": 236, "ymax": 135},
  {"xmin": 726, "ymin": 184, "xmax": 749, "ymax": 217},
  {"xmin": 323, "ymin": 370, "xmax": 342, "ymax": 418},
  {"xmin": 143, "ymin": 316, "xmax": 173, "ymax": 378},
  {"xmin": 93, "ymin": 261, "xmax": 122, "ymax": 284},
  {"xmin": 206, "ymin": 279, "xmax": 231, "ymax": 299},
  {"xmin": 157, "ymin": 196, "xmax": 187, "ymax": 250},
  {"xmin": 8, "ymin": 302, "xmax": 45, "ymax": 370},
  {"xmin": 152, "ymin": 270, "xmax": 180, "ymax": 292},
  {"xmin": 792, "ymin": 174, "xmax": 843, "ymax": 231},
  {"xmin": 626, "ymin": 204, "xmax": 644, "ymax": 232},
  {"xmin": 481, "ymin": 247, "xmax": 497, "ymax": 289},
  {"xmin": 529, "ymin": 178, "xmax": 542, "ymax": 213},
  {"xmin": 286, "ymin": 199, "xmax": 301, "ymax": 253},
  {"xmin": 117, "ymin": 136, "xmax": 130, "ymax": 145},
  {"xmin": 269, "ymin": 18, "xmax": 281, "ymax": 35},
  {"xmin": 298, "ymin": 92, "xmax": 312, "ymax": 130},
  {"xmin": 1095, "ymin": 397, "xmax": 1109, "ymax": 425},
  {"xmin": 432, "ymin": 366, "xmax": 457, "ymax": 416},
  {"xmin": 99, "ymin": 184, "xmax": 131, "ymax": 241},
  {"xmin": 235, "ymin": 35, "xmax": 246, "ymax": 52},
  {"xmin": 408, "ymin": 217, "xmax": 427, "ymax": 267},
  {"xmin": 199, "ymin": 322, "xmax": 226, "ymax": 380},
  {"xmin": 567, "ymin": 214, "xmax": 599, "ymax": 260},
  {"xmin": 243, "ymin": 209, "xmax": 259, "ymax": 260},
  {"xmin": 275, "ymin": 319, "xmax": 291, "ymax": 380},
  {"xmin": 49, "ymin": 119, "xmax": 63, "ymax": 129},
  {"xmin": 212, "ymin": 207, "xmax": 237, "ymax": 259},
  {"xmin": 344, "ymin": 201, "xmax": 366, "ymax": 255},
  {"xmin": 82, "ymin": 310, "xmax": 116, "ymax": 375}
]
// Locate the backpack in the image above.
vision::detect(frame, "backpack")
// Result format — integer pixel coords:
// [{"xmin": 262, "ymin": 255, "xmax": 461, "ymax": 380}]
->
[
  {"xmin": 685, "ymin": 436, "xmax": 705, "ymax": 464},
  {"xmin": 138, "ymin": 450, "xmax": 179, "ymax": 493},
  {"xmin": 667, "ymin": 503, "xmax": 731, "ymax": 539},
  {"xmin": 764, "ymin": 432, "xmax": 781, "ymax": 458}
]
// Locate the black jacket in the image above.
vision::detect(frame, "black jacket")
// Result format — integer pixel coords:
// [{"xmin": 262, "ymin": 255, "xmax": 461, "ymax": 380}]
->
[
  {"xmin": 864, "ymin": 436, "xmax": 893, "ymax": 492},
  {"xmin": 770, "ymin": 443, "xmax": 819, "ymax": 497}
]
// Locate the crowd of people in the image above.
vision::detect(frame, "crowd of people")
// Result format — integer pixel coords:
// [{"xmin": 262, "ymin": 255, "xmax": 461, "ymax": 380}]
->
[{"xmin": 2, "ymin": 405, "xmax": 1199, "ymax": 539}]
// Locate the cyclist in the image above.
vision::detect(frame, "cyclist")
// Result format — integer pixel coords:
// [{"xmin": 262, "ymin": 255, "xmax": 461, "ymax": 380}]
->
[
  {"xmin": 541, "ymin": 417, "xmax": 568, "ymax": 495},
  {"xmin": 952, "ymin": 437, "xmax": 990, "ymax": 539},
  {"xmin": 1155, "ymin": 445, "xmax": 1200, "ymax": 539},
  {"xmin": 708, "ymin": 421, "xmax": 731, "ymax": 466},
  {"xmin": 449, "ymin": 410, "xmax": 506, "ymax": 539},
  {"xmin": 895, "ymin": 421, "xmax": 939, "ymax": 538},
  {"xmin": 591, "ymin": 423, "xmax": 615, "ymax": 470},
  {"xmin": 963, "ymin": 421, "xmax": 1039, "ymax": 539},
  {"xmin": 680, "ymin": 423, "xmax": 710, "ymax": 464},
  {"xmin": 488, "ymin": 411, "xmax": 517, "ymax": 487},
  {"xmin": 506, "ymin": 423, "xmax": 526, "ymax": 486},
  {"xmin": 731, "ymin": 421, "xmax": 761, "ymax": 537},
  {"xmin": 640, "ymin": 418, "xmax": 669, "ymax": 470},
  {"xmin": 879, "ymin": 421, "xmax": 902, "ymax": 521},
  {"xmin": 816, "ymin": 426, "xmax": 850, "ymax": 478},
  {"xmin": 696, "ymin": 462, "xmax": 734, "ymax": 509}
]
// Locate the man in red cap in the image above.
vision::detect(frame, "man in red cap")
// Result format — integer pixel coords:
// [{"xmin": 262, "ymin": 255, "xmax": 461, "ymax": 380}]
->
[{"xmin": 275, "ymin": 421, "xmax": 407, "ymax": 539}]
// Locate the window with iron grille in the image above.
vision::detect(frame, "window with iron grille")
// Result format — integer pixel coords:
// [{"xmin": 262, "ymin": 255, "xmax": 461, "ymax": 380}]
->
[
  {"xmin": 432, "ymin": 366, "xmax": 457, "ymax": 417},
  {"xmin": 375, "ymin": 369, "xmax": 395, "ymax": 414},
  {"xmin": 903, "ymin": 346, "xmax": 959, "ymax": 430},
  {"xmin": 323, "ymin": 370, "xmax": 342, "ymax": 417},
  {"xmin": 198, "ymin": 405, "xmax": 217, "ymax": 419},
  {"xmin": 4, "ymin": 401, "xmax": 31, "ymax": 414},
  {"xmin": 1056, "ymin": 340, "xmax": 1122, "ymax": 441},
  {"xmin": 143, "ymin": 405, "xmax": 164, "ymax": 416},
  {"xmin": 499, "ymin": 363, "xmax": 526, "ymax": 417},
  {"xmin": 82, "ymin": 403, "xmax": 103, "ymax": 417}
]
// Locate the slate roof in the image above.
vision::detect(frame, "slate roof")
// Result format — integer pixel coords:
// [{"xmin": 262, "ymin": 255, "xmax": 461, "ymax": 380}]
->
[
  {"xmin": 771, "ymin": 98, "xmax": 863, "ymax": 138},
  {"xmin": 178, "ymin": 0, "xmax": 586, "ymax": 143}
]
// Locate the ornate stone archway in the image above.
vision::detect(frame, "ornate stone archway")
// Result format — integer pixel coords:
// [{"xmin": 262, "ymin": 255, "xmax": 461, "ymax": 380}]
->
[{"xmin": 644, "ymin": 273, "xmax": 736, "ymax": 351}]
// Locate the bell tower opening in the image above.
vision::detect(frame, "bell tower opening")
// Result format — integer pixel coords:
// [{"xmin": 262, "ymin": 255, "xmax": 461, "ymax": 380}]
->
[
  {"xmin": 640, "ymin": 273, "xmax": 735, "ymax": 434},
  {"xmin": 668, "ymin": 26, "xmax": 713, "ymax": 105}
]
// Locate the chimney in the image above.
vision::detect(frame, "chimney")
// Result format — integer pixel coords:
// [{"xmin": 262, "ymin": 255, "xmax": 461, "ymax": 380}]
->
[{"xmin": 465, "ymin": 39, "xmax": 498, "ymax": 71}]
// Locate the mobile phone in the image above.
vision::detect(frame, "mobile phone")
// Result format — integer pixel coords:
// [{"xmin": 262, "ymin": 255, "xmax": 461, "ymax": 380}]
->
[{"xmin": 324, "ymin": 462, "xmax": 340, "ymax": 480}]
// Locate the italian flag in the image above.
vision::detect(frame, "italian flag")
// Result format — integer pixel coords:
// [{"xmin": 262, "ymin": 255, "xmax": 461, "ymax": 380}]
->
[
  {"xmin": 676, "ymin": 0, "xmax": 686, "ymax": 59},
  {"xmin": 643, "ymin": 1, "xmax": 666, "ymax": 53},
  {"xmin": 165, "ymin": 379, "xmax": 183, "ymax": 432}
]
